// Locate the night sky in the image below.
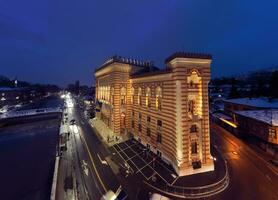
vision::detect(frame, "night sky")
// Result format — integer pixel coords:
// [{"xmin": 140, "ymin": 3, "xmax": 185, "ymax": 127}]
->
[{"xmin": 1, "ymin": 0, "xmax": 278, "ymax": 86}]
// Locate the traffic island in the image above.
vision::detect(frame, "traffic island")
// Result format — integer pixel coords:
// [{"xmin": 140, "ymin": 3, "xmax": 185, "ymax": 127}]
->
[{"xmin": 109, "ymin": 139, "xmax": 229, "ymax": 199}]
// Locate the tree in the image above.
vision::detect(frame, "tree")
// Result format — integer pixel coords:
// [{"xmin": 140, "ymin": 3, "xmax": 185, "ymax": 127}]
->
[
  {"xmin": 228, "ymin": 84, "xmax": 239, "ymax": 99},
  {"xmin": 269, "ymin": 70, "xmax": 278, "ymax": 98}
]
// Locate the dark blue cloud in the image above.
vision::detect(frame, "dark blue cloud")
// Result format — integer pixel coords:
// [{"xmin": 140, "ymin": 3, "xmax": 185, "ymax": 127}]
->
[{"xmin": 1, "ymin": 0, "xmax": 278, "ymax": 86}]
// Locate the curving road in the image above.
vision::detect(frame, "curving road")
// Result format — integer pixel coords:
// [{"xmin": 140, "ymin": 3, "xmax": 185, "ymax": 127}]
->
[{"xmin": 210, "ymin": 122, "xmax": 278, "ymax": 200}]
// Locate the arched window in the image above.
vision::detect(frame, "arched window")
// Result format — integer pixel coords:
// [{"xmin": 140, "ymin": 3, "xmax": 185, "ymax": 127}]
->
[
  {"xmin": 138, "ymin": 87, "xmax": 142, "ymax": 106},
  {"xmin": 155, "ymin": 87, "xmax": 162, "ymax": 110},
  {"xmin": 191, "ymin": 142, "xmax": 197, "ymax": 154},
  {"xmin": 190, "ymin": 124, "xmax": 197, "ymax": 133},
  {"xmin": 120, "ymin": 87, "xmax": 126, "ymax": 105},
  {"xmin": 145, "ymin": 87, "xmax": 151, "ymax": 108},
  {"xmin": 188, "ymin": 100, "xmax": 195, "ymax": 115},
  {"xmin": 131, "ymin": 87, "xmax": 135, "ymax": 104}
]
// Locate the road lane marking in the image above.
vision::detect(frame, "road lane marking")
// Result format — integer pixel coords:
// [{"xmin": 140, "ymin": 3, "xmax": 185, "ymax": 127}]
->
[
  {"xmin": 97, "ymin": 154, "xmax": 108, "ymax": 165},
  {"xmin": 82, "ymin": 160, "xmax": 89, "ymax": 176},
  {"xmin": 79, "ymin": 132, "xmax": 108, "ymax": 193},
  {"xmin": 211, "ymin": 124, "xmax": 278, "ymax": 176},
  {"xmin": 265, "ymin": 174, "xmax": 271, "ymax": 181}
]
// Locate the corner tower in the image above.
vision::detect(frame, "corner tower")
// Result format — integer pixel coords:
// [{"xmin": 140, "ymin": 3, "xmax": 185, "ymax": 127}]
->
[{"xmin": 165, "ymin": 52, "xmax": 214, "ymax": 176}]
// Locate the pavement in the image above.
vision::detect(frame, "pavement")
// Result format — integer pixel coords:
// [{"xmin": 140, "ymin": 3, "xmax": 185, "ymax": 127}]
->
[{"xmin": 109, "ymin": 138, "xmax": 228, "ymax": 199}]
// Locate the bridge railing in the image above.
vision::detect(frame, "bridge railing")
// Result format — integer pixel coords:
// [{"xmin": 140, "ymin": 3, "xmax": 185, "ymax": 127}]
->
[{"xmin": 0, "ymin": 107, "xmax": 62, "ymax": 119}]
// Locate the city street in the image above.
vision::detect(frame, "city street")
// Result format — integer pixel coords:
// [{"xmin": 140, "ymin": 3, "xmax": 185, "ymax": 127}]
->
[
  {"xmin": 210, "ymin": 122, "xmax": 278, "ymax": 200},
  {"xmin": 59, "ymin": 102, "xmax": 134, "ymax": 200},
  {"xmin": 59, "ymin": 99, "xmax": 278, "ymax": 200}
]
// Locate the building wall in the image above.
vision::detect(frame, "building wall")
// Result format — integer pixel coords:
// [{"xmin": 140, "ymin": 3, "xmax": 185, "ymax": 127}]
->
[
  {"xmin": 235, "ymin": 114, "xmax": 278, "ymax": 145},
  {"xmin": 95, "ymin": 55, "xmax": 214, "ymax": 176}
]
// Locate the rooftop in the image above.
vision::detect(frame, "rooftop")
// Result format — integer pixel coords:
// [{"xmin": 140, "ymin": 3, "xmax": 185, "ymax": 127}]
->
[
  {"xmin": 165, "ymin": 52, "xmax": 212, "ymax": 63},
  {"xmin": 95, "ymin": 55, "xmax": 153, "ymax": 72},
  {"xmin": 223, "ymin": 98, "xmax": 278, "ymax": 109},
  {"xmin": 235, "ymin": 109, "xmax": 278, "ymax": 126}
]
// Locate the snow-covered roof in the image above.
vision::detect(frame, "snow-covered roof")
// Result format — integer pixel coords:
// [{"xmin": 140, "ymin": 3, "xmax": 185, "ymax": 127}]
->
[
  {"xmin": 235, "ymin": 110, "xmax": 278, "ymax": 126},
  {"xmin": 224, "ymin": 98, "xmax": 278, "ymax": 109}
]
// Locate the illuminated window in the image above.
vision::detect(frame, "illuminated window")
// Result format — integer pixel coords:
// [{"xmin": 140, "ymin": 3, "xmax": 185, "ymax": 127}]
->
[
  {"xmin": 120, "ymin": 87, "xmax": 126, "ymax": 105},
  {"xmin": 155, "ymin": 87, "xmax": 162, "ymax": 111},
  {"xmin": 188, "ymin": 100, "xmax": 195, "ymax": 114},
  {"xmin": 191, "ymin": 142, "xmax": 197, "ymax": 154},
  {"xmin": 146, "ymin": 87, "xmax": 151, "ymax": 108},
  {"xmin": 131, "ymin": 87, "xmax": 135, "ymax": 104},
  {"xmin": 269, "ymin": 128, "xmax": 277, "ymax": 139},
  {"xmin": 138, "ymin": 87, "xmax": 142, "ymax": 106}
]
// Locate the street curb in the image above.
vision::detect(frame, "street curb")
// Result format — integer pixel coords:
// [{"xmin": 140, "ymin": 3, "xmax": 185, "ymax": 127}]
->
[
  {"xmin": 50, "ymin": 155, "xmax": 60, "ymax": 200},
  {"xmin": 143, "ymin": 160, "xmax": 229, "ymax": 199}
]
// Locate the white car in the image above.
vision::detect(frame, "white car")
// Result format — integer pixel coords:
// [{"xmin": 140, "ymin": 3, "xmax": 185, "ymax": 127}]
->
[{"xmin": 150, "ymin": 193, "xmax": 170, "ymax": 200}]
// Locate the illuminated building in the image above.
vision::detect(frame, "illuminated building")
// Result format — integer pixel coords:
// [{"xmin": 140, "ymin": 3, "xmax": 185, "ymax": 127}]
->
[
  {"xmin": 235, "ymin": 110, "xmax": 277, "ymax": 157},
  {"xmin": 94, "ymin": 52, "xmax": 214, "ymax": 176}
]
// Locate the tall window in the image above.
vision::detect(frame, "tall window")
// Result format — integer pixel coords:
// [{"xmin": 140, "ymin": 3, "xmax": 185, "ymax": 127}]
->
[
  {"xmin": 131, "ymin": 120, "xmax": 135, "ymax": 128},
  {"xmin": 111, "ymin": 87, "xmax": 114, "ymax": 104},
  {"xmin": 157, "ymin": 132, "xmax": 162, "ymax": 143},
  {"xmin": 131, "ymin": 87, "xmax": 135, "ymax": 104},
  {"xmin": 146, "ymin": 87, "xmax": 151, "ymax": 108},
  {"xmin": 157, "ymin": 120, "xmax": 162, "ymax": 143},
  {"xmin": 138, "ymin": 124, "xmax": 142, "ymax": 132},
  {"xmin": 138, "ymin": 113, "xmax": 142, "ymax": 122},
  {"xmin": 155, "ymin": 87, "xmax": 162, "ymax": 111},
  {"xmin": 157, "ymin": 119, "xmax": 162, "ymax": 127},
  {"xmin": 147, "ymin": 116, "xmax": 151, "ymax": 126},
  {"xmin": 147, "ymin": 128, "xmax": 151, "ymax": 136},
  {"xmin": 188, "ymin": 100, "xmax": 195, "ymax": 114},
  {"xmin": 191, "ymin": 142, "xmax": 197, "ymax": 154},
  {"xmin": 121, "ymin": 87, "xmax": 126, "ymax": 105},
  {"xmin": 132, "ymin": 110, "xmax": 135, "ymax": 118},
  {"xmin": 190, "ymin": 124, "xmax": 197, "ymax": 133},
  {"xmin": 138, "ymin": 87, "xmax": 142, "ymax": 106}
]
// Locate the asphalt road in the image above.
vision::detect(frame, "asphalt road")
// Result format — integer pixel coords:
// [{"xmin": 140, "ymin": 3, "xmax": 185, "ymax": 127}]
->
[
  {"xmin": 210, "ymin": 122, "xmax": 278, "ymax": 200},
  {"xmin": 68, "ymin": 101, "xmax": 278, "ymax": 200},
  {"xmin": 66, "ymin": 104, "xmax": 124, "ymax": 200}
]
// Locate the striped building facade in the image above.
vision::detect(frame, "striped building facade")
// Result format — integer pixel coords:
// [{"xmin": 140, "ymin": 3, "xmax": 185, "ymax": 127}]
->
[{"xmin": 95, "ymin": 53, "xmax": 214, "ymax": 176}]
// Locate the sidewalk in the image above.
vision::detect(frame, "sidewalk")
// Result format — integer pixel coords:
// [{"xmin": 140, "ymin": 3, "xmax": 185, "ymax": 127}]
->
[
  {"xmin": 109, "ymin": 138, "xmax": 229, "ymax": 199},
  {"xmin": 55, "ymin": 125, "xmax": 78, "ymax": 200},
  {"xmin": 90, "ymin": 118, "xmax": 129, "ymax": 146}
]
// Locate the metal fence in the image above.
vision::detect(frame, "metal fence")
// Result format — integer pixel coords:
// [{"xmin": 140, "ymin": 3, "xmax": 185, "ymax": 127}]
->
[{"xmin": 0, "ymin": 107, "xmax": 62, "ymax": 119}]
